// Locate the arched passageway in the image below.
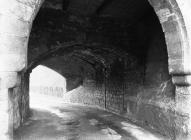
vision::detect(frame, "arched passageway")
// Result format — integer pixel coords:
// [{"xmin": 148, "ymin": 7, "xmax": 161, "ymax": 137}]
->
[
  {"xmin": 29, "ymin": 65, "xmax": 67, "ymax": 98},
  {"xmin": 0, "ymin": 0, "xmax": 191, "ymax": 139}
]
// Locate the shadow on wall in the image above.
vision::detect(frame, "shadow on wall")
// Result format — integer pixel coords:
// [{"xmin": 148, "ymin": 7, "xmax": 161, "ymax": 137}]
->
[
  {"xmin": 60, "ymin": 10, "xmax": 176, "ymax": 138},
  {"xmin": 66, "ymin": 75, "xmax": 83, "ymax": 91}
]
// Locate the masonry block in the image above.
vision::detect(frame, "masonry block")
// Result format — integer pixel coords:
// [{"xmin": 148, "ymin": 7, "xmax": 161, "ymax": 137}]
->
[
  {"xmin": 0, "ymin": 14, "xmax": 31, "ymax": 37},
  {"xmin": 0, "ymin": 89, "xmax": 13, "ymax": 140},
  {"xmin": 173, "ymin": 75, "xmax": 191, "ymax": 86},
  {"xmin": 0, "ymin": 35, "xmax": 28, "ymax": 55},
  {"xmin": 175, "ymin": 86, "xmax": 191, "ymax": 139},
  {"xmin": 0, "ymin": 72, "xmax": 20, "ymax": 89},
  {"xmin": 0, "ymin": 54, "xmax": 26, "ymax": 72}
]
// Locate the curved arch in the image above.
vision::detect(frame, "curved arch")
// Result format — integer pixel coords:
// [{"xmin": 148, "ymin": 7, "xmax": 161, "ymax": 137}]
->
[
  {"xmin": 29, "ymin": 65, "xmax": 67, "ymax": 98},
  {"xmin": 0, "ymin": 0, "xmax": 190, "ymax": 138},
  {"xmin": 148, "ymin": 0, "xmax": 191, "ymax": 81},
  {"xmin": 27, "ymin": 0, "xmax": 191, "ymax": 73},
  {"xmin": 26, "ymin": 40, "xmax": 131, "ymax": 73},
  {"xmin": 0, "ymin": 1, "xmax": 190, "ymax": 83},
  {"xmin": 23, "ymin": 0, "xmax": 191, "ymax": 85},
  {"xmin": 147, "ymin": 0, "xmax": 191, "ymax": 137},
  {"xmin": 30, "ymin": 65, "xmax": 66, "ymax": 87}
]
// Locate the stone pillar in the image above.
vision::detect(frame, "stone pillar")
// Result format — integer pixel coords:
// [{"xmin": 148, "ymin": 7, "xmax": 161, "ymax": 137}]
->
[
  {"xmin": 172, "ymin": 75, "xmax": 191, "ymax": 139},
  {"xmin": 0, "ymin": 89, "xmax": 12, "ymax": 140},
  {"xmin": 147, "ymin": 0, "xmax": 191, "ymax": 139},
  {"xmin": 0, "ymin": 1, "xmax": 44, "ymax": 139},
  {"xmin": 0, "ymin": 2, "xmax": 31, "ymax": 138},
  {"xmin": 0, "ymin": 72, "xmax": 21, "ymax": 140}
]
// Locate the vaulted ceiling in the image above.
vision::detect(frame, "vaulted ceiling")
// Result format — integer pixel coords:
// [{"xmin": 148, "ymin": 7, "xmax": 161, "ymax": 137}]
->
[
  {"xmin": 28, "ymin": 0, "xmax": 161, "ymax": 79},
  {"xmin": 43, "ymin": 0, "xmax": 152, "ymax": 22}
]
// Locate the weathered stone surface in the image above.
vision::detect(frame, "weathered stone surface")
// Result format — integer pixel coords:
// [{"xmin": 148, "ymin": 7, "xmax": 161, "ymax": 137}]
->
[
  {"xmin": 0, "ymin": 54, "xmax": 26, "ymax": 72},
  {"xmin": 0, "ymin": 0, "xmax": 188, "ymax": 139},
  {"xmin": 0, "ymin": 72, "xmax": 30, "ymax": 140},
  {"xmin": 0, "ymin": 35, "xmax": 28, "ymax": 55},
  {"xmin": 173, "ymin": 75, "xmax": 191, "ymax": 86},
  {"xmin": 11, "ymin": 72, "xmax": 30, "ymax": 130},
  {"xmin": 175, "ymin": 86, "xmax": 191, "ymax": 136},
  {"xmin": 0, "ymin": 10, "xmax": 31, "ymax": 72},
  {"xmin": 0, "ymin": 89, "xmax": 12, "ymax": 140},
  {"xmin": 0, "ymin": 0, "xmax": 42, "ymax": 22},
  {"xmin": 0, "ymin": 15, "xmax": 31, "ymax": 37},
  {"xmin": 148, "ymin": 0, "xmax": 191, "ymax": 76},
  {"xmin": 0, "ymin": 72, "xmax": 20, "ymax": 88}
]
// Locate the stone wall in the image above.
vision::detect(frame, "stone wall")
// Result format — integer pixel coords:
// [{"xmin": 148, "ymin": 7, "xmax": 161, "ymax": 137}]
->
[
  {"xmin": 67, "ymin": 79, "xmax": 105, "ymax": 108},
  {"xmin": 12, "ymin": 72, "xmax": 30, "ymax": 130},
  {"xmin": 64, "ymin": 54, "xmax": 175, "ymax": 139}
]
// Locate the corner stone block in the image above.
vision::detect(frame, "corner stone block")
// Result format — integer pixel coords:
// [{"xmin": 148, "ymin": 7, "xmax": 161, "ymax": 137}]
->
[
  {"xmin": 0, "ymin": 72, "xmax": 21, "ymax": 89},
  {"xmin": 0, "ymin": 54, "xmax": 26, "ymax": 72},
  {"xmin": 168, "ymin": 59, "xmax": 184, "ymax": 75},
  {"xmin": 0, "ymin": 14, "xmax": 31, "ymax": 37},
  {"xmin": 0, "ymin": 89, "xmax": 13, "ymax": 140},
  {"xmin": 173, "ymin": 75, "xmax": 191, "ymax": 86},
  {"xmin": 0, "ymin": 35, "xmax": 28, "ymax": 55},
  {"xmin": 175, "ymin": 86, "xmax": 191, "ymax": 138}
]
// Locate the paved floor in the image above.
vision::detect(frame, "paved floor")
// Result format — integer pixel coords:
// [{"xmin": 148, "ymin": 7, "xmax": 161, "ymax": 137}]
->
[{"xmin": 14, "ymin": 94, "xmax": 168, "ymax": 140}]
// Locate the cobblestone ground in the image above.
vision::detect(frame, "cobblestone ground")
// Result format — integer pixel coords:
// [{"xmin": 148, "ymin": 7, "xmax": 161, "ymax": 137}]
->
[{"xmin": 14, "ymin": 93, "xmax": 169, "ymax": 140}]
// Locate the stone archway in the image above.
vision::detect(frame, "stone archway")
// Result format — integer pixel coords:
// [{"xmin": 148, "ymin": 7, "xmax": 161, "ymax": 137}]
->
[
  {"xmin": 148, "ymin": 0, "xmax": 191, "ymax": 76},
  {"xmin": 0, "ymin": 1, "xmax": 44, "ymax": 139},
  {"xmin": 0, "ymin": 0, "xmax": 191, "ymax": 139},
  {"xmin": 148, "ymin": 0, "xmax": 191, "ymax": 138}
]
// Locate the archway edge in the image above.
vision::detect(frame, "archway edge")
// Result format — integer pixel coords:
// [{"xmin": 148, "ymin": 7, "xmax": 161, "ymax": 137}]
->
[
  {"xmin": 148, "ymin": 0, "xmax": 191, "ymax": 137},
  {"xmin": 28, "ymin": 0, "xmax": 191, "ymax": 85},
  {"xmin": 148, "ymin": 0, "xmax": 191, "ymax": 77},
  {"xmin": 1, "ymin": 0, "xmax": 190, "ymax": 82},
  {"xmin": 18, "ymin": 0, "xmax": 191, "ymax": 137},
  {"xmin": 0, "ymin": 0, "xmax": 44, "ymax": 73}
]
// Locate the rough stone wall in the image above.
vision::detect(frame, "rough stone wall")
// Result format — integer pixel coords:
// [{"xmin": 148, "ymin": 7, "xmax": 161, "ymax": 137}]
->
[
  {"xmin": 104, "ymin": 59, "xmax": 125, "ymax": 113},
  {"xmin": 11, "ymin": 72, "xmax": 30, "ymax": 130},
  {"xmin": 66, "ymin": 59, "xmax": 127, "ymax": 111},
  {"xmin": 68, "ymin": 80, "xmax": 105, "ymax": 108}
]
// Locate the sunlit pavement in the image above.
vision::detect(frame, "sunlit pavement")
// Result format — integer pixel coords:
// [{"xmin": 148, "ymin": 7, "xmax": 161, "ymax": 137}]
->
[{"xmin": 14, "ymin": 93, "xmax": 169, "ymax": 140}]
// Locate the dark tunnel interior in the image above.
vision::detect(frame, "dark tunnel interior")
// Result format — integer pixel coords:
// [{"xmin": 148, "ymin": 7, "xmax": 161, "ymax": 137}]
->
[
  {"xmin": 1, "ymin": 0, "xmax": 191, "ymax": 139},
  {"xmin": 27, "ymin": 0, "xmax": 175, "ymax": 137}
]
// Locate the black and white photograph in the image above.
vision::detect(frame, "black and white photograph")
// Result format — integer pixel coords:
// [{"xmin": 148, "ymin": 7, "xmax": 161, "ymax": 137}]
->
[{"xmin": 0, "ymin": 0, "xmax": 190, "ymax": 140}]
